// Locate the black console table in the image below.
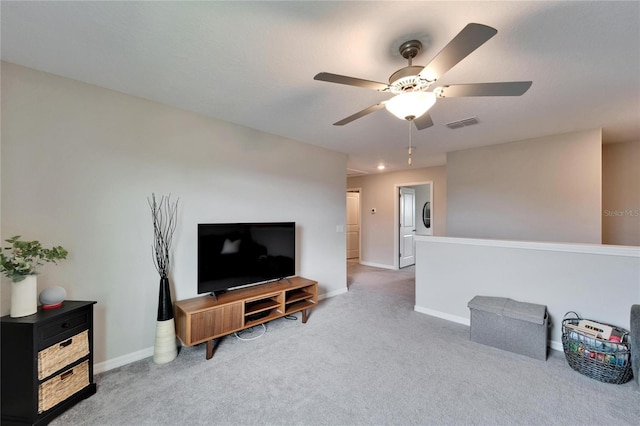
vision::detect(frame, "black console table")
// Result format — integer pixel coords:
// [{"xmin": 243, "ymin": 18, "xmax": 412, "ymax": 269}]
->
[{"xmin": 1, "ymin": 300, "xmax": 97, "ymax": 425}]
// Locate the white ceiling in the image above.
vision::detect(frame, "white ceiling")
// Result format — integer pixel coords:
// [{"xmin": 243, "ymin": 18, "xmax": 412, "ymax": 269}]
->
[{"xmin": 2, "ymin": 1, "xmax": 639, "ymax": 175}]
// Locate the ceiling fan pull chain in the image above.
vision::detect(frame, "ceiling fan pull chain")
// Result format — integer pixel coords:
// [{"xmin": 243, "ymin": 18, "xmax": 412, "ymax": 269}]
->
[{"xmin": 408, "ymin": 120, "xmax": 413, "ymax": 166}]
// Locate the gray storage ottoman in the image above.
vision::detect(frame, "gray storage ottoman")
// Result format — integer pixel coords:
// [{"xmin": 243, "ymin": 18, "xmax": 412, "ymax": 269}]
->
[{"xmin": 468, "ymin": 296, "xmax": 549, "ymax": 360}]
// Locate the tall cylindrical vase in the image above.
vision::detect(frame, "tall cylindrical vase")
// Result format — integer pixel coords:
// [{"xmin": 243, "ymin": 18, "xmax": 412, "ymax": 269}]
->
[
  {"xmin": 11, "ymin": 275, "xmax": 38, "ymax": 318},
  {"xmin": 153, "ymin": 277, "xmax": 177, "ymax": 364}
]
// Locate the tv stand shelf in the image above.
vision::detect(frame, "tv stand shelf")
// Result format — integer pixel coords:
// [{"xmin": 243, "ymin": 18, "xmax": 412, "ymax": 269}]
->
[{"xmin": 174, "ymin": 276, "xmax": 317, "ymax": 360}]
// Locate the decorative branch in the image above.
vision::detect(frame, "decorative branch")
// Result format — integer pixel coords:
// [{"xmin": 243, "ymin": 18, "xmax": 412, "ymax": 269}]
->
[{"xmin": 148, "ymin": 193, "xmax": 178, "ymax": 279}]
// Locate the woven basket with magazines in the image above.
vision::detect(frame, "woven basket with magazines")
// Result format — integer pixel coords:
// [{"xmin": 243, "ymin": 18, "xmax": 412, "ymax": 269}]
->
[{"xmin": 561, "ymin": 312, "xmax": 633, "ymax": 384}]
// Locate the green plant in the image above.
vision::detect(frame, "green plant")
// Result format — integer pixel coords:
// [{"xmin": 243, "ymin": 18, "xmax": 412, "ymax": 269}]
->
[{"xmin": 0, "ymin": 236, "xmax": 68, "ymax": 282}]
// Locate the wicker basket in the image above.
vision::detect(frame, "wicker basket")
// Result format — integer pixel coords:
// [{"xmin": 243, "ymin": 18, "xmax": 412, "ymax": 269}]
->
[
  {"xmin": 38, "ymin": 360, "xmax": 89, "ymax": 413},
  {"xmin": 561, "ymin": 312, "xmax": 633, "ymax": 384},
  {"xmin": 38, "ymin": 330, "xmax": 89, "ymax": 380}
]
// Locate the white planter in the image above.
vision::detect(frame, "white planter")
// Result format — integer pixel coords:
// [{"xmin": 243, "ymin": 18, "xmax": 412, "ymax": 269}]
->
[
  {"xmin": 153, "ymin": 318, "xmax": 178, "ymax": 364},
  {"xmin": 11, "ymin": 275, "xmax": 38, "ymax": 318}
]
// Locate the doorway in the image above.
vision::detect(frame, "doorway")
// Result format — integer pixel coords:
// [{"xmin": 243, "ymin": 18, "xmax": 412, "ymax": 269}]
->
[
  {"xmin": 395, "ymin": 182, "xmax": 433, "ymax": 269},
  {"xmin": 399, "ymin": 187, "xmax": 416, "ymax": 268},
  {"xmin": 346, "ymin": 190, "xmax": 361, "ymax": 259}
]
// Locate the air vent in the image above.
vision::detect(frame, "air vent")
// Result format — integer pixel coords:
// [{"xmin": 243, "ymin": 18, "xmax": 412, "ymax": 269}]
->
[{"xmin": 446, "ymin": 117, "xmax": 479, "ymax": 129}]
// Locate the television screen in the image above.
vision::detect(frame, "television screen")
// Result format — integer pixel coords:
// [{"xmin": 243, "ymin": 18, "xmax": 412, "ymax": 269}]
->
[{"xmin": 197, "ymin": 222, "xmax": 296, "ymax": 295}]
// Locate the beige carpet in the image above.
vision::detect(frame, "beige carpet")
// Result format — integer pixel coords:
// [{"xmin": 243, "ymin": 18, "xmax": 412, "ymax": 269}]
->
[{"xmin": 51, "ymin": 261, "xmax": 638, "ymax": 425}]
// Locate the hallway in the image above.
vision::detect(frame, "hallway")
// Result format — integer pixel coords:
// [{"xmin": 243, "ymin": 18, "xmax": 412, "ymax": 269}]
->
[{"xmin": 346, "ymin": 259, "xmax": 415, "ymax": 305}]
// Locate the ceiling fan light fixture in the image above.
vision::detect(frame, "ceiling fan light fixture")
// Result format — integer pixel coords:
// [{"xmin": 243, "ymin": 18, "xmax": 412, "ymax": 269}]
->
[{"xmin": 385, "ymin": 91, "xmax": 436, "ymax": 121}]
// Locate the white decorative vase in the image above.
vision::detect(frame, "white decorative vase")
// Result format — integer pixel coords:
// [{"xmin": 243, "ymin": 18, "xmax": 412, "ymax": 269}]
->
[
  {"xmin": 153, "ymin": 318, "xmax": 178, "ymax": 364},
  {"xmin": 11, "ymin": 275, "xmax": 38, "ymax": 318}
]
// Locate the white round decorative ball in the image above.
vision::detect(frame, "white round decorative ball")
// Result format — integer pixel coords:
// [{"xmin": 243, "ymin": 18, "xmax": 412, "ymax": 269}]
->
[{"xmin": 39, "ymin": 286, "xmax": 67, "ymax": 306}]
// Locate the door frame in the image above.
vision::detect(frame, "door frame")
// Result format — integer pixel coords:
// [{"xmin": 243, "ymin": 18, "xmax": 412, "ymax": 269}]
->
[
  {"xmin": 346, "ymin": 187, "xmax": 362, "ymax": 262},
  {"xmin": 393, "ymin": 181, "xmax": 433, "ymax": 270}
]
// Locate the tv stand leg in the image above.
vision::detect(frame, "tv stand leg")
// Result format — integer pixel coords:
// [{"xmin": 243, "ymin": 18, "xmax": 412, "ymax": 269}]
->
[
  {"xmin": 302, "ymin": 309, "xmax": 309, "ymax": 324},
  {"xmin": 205, "ymin": 338, "xmax": 223, "ymax": 360},
  {"xmin": 206, "ymin": 340, "xmax": 214, "ymax": 360}
]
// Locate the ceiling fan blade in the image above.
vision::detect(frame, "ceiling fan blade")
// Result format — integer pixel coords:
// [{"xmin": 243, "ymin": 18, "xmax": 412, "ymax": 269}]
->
[
  {"xmin": 436, "ymin": 81, "xmax": 532, "ymax": 97},
  {"xmin": 314, "ymin": 72, "xmax": 389, "ymax": 91},
  {"xmin": 413, "ymin": 112, "xmax": 434, "ymax": 130},
  {"xmin": 418, "ymin": 23, "xmax": 497, "ymax": 82},
  {"xmin": 333, "ymin": 103, "xmax": 386, "ymax": 126}
]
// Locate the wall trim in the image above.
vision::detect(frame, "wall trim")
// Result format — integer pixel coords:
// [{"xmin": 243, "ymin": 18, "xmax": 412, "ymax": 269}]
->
[
  {"xmin": 414, "ymin": 305, "xmax": 563, "ymax": 353},
  {"xmin": 319, "ymin": 287, "xmax": 348, "ymax": 300},
  {"xmin": 94, "ymin": 346, "xmax": 154, "ymax": 374},
  {"xmin": 358, "ymin": 261, "xmax": 396, "ymax": 270},
  {"xmin": 414, "ymin": 305, "xmax": 469, "ymax": 326},
  {"xmin": 415, "ymin": 236, "xmax": 640, "ymax": 257},
  {"xmin": 94, "ymin": 288, "xmax": 347, "ymax": 373}
]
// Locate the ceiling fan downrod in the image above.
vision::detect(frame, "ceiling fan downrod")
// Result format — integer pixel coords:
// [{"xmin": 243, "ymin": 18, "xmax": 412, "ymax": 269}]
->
[
  {"xmin": 399, "ymin": 40, "xmax": 422, "ymax": 63},
  {"xmin": 389, "ymin": 40, "xmax": 427, "ymax": 93}
]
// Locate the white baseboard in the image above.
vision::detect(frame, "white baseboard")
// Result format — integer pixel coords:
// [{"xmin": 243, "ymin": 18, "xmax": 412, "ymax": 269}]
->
[
  {"xmin": 94, "ymin": 346, "xmax": 154, "ymax": 374},
  {"xmin": 414, "ymin": 305, "xmax": 470, "ymax": 326},
  {"xmin": 320, "ymin": 287, "xmax": 348, "ymax": 300},
  {"xmin": 548, "ymin": 340, "xmax": 563, "ymax": 352},
  {"xmin": 358, "ymin": 261, "xmax": 395, "ymax": 270},
  {"xmin": 414, "ymin": 305, "xmax": 564, "ymax": 354},
  {"xmin": 95, "ymin": 287, "xmax": 348, "ymax": 373}
]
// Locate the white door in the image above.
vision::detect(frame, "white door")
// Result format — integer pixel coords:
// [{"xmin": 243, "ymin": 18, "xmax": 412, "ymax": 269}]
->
[
  {"xmin": 346, "ymin": 192, "xmax": 360, "ymax": 259},
  {"xmin": 399, "ymin": 187, "xmax": 416, "ymax": 268}
]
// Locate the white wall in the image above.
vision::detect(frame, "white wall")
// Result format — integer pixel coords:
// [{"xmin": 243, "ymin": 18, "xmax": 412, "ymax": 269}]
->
[
  {"xmin": 602, "ymin": 140, "xmax": 640, "ymax": 246},
  {"xmin": 415, "ymin": 236, "xmax": 640, "ymax": 350},
  {"xmin": 1, "ymin": 62, "xmax": 348, "ymax": 369},
  {"xmin": 446, "ymin": 130, "xmax": 603, "ymax": 243},
  {"xmin": 347, "ymin": 166, "xmax": 446, "ymax": 268}
]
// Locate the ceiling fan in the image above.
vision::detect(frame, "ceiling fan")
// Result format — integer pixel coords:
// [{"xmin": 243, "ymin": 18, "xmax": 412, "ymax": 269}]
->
[{"xmin": 314, "ymin": 23, "xmax": 532, "ymax": 130}]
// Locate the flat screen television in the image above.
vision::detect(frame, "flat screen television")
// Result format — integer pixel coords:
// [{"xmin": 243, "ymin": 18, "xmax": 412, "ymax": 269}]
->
[{"xmin": 197, "ymin": 222, "xmax": 296, "ymax": 295}]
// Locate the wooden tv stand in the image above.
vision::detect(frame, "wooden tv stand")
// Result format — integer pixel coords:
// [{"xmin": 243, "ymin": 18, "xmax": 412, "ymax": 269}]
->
[{"xmin": 174, "ymin": 276, "xmax": 317, "ymax": 360}]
